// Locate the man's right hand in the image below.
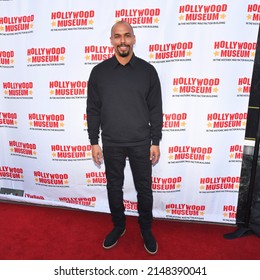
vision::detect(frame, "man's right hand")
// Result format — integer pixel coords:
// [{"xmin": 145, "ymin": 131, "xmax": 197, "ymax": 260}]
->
[{"xmin": 91, "ymin": 145, "xmax": 103, "ymax": 166}]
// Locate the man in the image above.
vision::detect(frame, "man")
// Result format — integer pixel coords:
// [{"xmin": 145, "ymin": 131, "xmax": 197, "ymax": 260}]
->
[{"xmin": 87, "ymin": 21, "xmax": 163, "ymax": 255}]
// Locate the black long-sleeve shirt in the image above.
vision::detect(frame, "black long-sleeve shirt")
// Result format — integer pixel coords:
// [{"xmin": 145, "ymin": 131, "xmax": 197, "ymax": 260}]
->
[{"xmin": 87, "ymin": 54, "xmax": 163, "ymax": 147}]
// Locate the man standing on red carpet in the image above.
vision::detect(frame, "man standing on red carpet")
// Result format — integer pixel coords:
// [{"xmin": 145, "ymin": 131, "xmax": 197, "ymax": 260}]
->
[{"xmin": 87, "ymin": 21, "xmax": 163, "ymax": 255}]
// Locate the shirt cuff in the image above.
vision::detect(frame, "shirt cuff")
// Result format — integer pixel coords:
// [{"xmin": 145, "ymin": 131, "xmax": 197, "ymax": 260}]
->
[
  {"xmin": 152, "ymin": 139, "xmax": 160, "ymax": 146},
  {"xmin": 90, "ymin": 139, "xmax": 99, "ymax": 145}
]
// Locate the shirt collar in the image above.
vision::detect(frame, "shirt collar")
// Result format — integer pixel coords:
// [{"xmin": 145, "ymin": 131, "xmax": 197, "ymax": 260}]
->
[{"xmin": 112, "ymin": 53, "xmax": 136, "ymax": 69}]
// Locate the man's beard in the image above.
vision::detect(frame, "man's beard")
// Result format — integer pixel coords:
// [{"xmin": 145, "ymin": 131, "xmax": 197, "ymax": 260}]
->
[
  {"xmin": 118, "ymin": 51, "xmax": 129, "ymax": 57},
  {"xmin": 117, "ymin": 45, "xmax": 130, "ymax": 57}
]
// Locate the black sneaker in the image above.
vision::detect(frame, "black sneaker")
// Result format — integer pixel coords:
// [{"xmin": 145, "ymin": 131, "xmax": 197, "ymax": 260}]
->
[
  {"xmin": 141, "ymin": 230, "xmax": 158, "ymax": 255},
  {"xmin": 103, "ymin": 227, "xmax": 126, "ymax": 249}
]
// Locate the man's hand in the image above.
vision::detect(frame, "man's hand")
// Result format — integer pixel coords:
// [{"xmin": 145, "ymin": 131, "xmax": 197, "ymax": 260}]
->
[
  {"xmin": 91, "ymin": 145, "xmax": 103, "ymax": 166},
  {"xmin": 150, "ymin": 145, "xmax": 160, "ymax": 166}
]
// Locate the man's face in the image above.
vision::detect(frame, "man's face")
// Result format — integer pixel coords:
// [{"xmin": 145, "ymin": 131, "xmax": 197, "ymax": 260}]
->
[{"xmin": 110, "ymin": 23, "xmax": 136, "ymax": 58}]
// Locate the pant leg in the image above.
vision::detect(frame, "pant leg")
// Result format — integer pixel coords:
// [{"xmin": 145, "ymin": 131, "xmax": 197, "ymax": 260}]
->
[
  {"xmin": 127, "ymin": 144, "xmax": 153, "ymax": 230},
  {"xmin": 103, "ymin": 146, "xmax": 127, "ymax": 228}
]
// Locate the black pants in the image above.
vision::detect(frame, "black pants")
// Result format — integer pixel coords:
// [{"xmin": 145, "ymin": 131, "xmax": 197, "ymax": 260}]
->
[{"xmin": 103, "ymin": 144, "xmax": 153, "ymax": 231}]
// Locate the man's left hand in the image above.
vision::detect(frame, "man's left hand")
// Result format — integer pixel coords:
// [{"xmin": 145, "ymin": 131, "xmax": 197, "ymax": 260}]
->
[{"xmin": 150, "ymin": 145, "xmax": 160, "ymax": 165}]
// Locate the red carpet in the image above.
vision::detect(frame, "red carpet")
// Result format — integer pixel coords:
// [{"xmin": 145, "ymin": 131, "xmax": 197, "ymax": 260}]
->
[{"xmin": 0, "ymin": 201, "xmax": 259, "ymax": 260}]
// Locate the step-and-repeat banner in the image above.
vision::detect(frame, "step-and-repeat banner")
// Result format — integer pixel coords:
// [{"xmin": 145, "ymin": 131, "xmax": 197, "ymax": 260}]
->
[{"xmin": 0, "ymin": 0, "xmax": 259, "ymax": 224}]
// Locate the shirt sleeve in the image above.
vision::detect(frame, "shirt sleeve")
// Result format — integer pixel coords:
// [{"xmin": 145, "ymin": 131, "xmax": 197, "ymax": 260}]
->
[
  {"xmin": 147, "ymin": 66, "xmax": 163, "ymax": 145},
  {"xmin": 86, "ymin": 68, "xmax": 102, "ymax": 145}
]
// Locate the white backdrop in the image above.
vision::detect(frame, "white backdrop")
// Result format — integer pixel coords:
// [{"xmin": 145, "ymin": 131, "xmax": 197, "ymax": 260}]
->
[{"xmin": 0, "ymin": 0, "xmax": 259, "ymax": 224}]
